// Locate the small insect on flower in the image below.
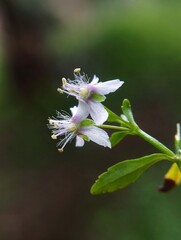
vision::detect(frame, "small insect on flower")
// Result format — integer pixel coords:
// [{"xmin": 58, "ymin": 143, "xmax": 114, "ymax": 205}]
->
[
  {"xmin": 59, "ymin": 68, "xmax": 124, "ymax": 125},
  {"xmin": 48, "ymin": 103, "xmax": 111, "ymax": 152}
]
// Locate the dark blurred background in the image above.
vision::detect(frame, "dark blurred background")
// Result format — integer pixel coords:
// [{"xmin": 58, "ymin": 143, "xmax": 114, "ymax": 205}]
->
[{"xmin": 0, "ymin": 0, "xmax": 181, "ymax": 239}]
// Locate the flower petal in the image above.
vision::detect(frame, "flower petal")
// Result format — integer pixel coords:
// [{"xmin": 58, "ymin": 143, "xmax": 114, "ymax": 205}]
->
[
  {"xmin": 70, "ymin": 106, "xmax": 77, "ymax": 116},
  {"xmin": 76, "ymin": 101, "xmax": 89, "ymax": 120},
  {"xmin": 91, "ymin": 75, "xmax": 99, "ymax": 84},
  {"xmin": 75, "ymin": 136, "xmax": 85, "ymax": 147},
  {"xmin": 70, "ymin": 102, "xmax": 89, "ymax": 123},
  {"xmin": 95, "ymin": 79, "xmax": 124, "ymax": 95},
  {"xmin": 88, "ymin": 100, "xmax": 108, "ymax": 125},
  {"xmin": 80, "ymin": 126, "xmax": 111, "ymax": 148}
]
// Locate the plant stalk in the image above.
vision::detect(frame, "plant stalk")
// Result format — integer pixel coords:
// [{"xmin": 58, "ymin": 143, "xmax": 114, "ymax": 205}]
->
[{"xmin": 137, "ymin": 129, "xmax": 175, "ymax": 157}]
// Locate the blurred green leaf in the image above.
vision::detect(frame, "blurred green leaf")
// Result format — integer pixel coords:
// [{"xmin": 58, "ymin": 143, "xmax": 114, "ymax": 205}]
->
[
  {"xmin": 91, "ymin": 153, "xmax": 172, "ymax": 195},
  {"xmin": 104, "ymin": 106, "xmax": 121, "ymax": 123},
  {"xmin": 110, "ymin": 131, "xmax": 129, "ymax": 147},
  {"xmin": 121, "ymin": 99, "xmax": 136, "ymax": 126},
  {"xmin": 92, "ymin": 93, "xmax": 106, "ymax": 102},
  {"xmin": 80, "ymin": 119, "xmax": 94, "ymax": 126}
]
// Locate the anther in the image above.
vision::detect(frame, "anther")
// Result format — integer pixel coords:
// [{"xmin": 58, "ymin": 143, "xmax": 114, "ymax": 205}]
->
[
  {"xmin": 58, "ymin": 148, "xmax": 64, "ymax": 152},
  {"xmin": 74, "ymin": 68, "xmax": 81, "ymax": 73},
  {"xmin": 57, "ymin": 88, "xmax": 63, "ymax": 94},
  {"xmin": 51, "ymin": 134, "xmax": 57, "ymax": 140},
  {"xmin": 62, "ymin": 77, "xmax": 67, "ymax": 86},
  {"xmin": 49, "ymin": 119, "xmax": 54, "ymax": 125}
]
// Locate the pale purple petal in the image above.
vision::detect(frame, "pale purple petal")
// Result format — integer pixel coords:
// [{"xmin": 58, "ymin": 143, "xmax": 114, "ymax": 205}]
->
[
  {"xmin": 75, "ymin": 136, "xmax": 85, "ymax": 147},
  {"xmin": 88, "ymin": 100, "xmax": 108, "ymax": 125},
  {"xmin": 70, "ymin": 102, "xmax": 89, "ymax": 123},
  {"xmin": 95, "ymin": 79, "xmax": 124, "ymax": 95},
  {"xmin": 79, "ymin": 126, "xmax": 111, "ymax": 148},
  {"xmin": 70, "ymin": 106, "xmax": 77, "ymax": 116},
  {"xmin": 76, "ymin": 101, "xmax": 89, "ymax": 120},
  {"xmin": 91, "ymin": 75, "xmax": 99, "ymax": 84}
]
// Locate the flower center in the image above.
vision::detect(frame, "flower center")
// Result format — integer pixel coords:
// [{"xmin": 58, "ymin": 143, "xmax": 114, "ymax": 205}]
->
[
  {"xmin": 68, "ymin": 122, "xmax": 78, "ymax": 132},
  {"xmin": 79, "ymin": 87, "xmax": 90, "ymax": 99}
]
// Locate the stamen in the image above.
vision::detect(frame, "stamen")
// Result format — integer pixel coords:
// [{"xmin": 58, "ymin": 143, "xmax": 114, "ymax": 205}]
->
[
  {"xmin": 49, "ymin": 119, "xmax": 55, "ymax": 125},
  {"xmin": 54, "ymin": 122, "xmax": 60, "ymax": 128},
  {"xmin": 51, "ymin": 134, "xmax": 57, "ymax": 140},
  {"xmin": 58, "ymin": 148, "xmax": 64, "ymax": 152},
  {"xmin": 57, "ymin": 88, "xmax": 63, "ymax": 94},
  {"xmin": 62, "ymin": 77, "xmax": 67, "ymax": 86},
  {"xmin": 57, "ymin": 132, "xmax": 74, "ymax": 152},
  {"xmin": 74, "ymin": 68, "xmax": 81, "ymax": 73}
]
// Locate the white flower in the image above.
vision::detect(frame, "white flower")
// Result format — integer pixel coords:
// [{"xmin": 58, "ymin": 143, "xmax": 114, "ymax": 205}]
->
[
  {"xmin": 48, "ymin": 104, "xmax": 111, "ymax": 152},
  {"xmin": 59, "ymin": 69, "xmax": 124, "ymax": 125}
]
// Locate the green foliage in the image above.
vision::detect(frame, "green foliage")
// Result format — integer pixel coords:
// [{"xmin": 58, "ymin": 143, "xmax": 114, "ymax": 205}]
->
[
  {"xmin": 121, "ymin": 99, "xmax": 137, "ymax": 126},
  {"xmin": 91, "ymin": 154, "xmax": 172, "ymax": 195},
  {"xmin": 92, "ymin": 93, "xmax": 106, "ymax": 102},
  {"xmin": 110, "ymin": 131, "xmax": 128, "ymax": 147},
  {"xmin": 80, "ymin": 119, "xmax": 94, "ymax": 126},
  {"xmin": 104, "ymin": 106, "xmax": 122, "ymax": 123}
]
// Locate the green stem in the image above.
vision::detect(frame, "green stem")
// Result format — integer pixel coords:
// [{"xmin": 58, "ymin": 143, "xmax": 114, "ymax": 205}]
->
[
  {"xmin": 98, "ymin": 124, "xmax": 175, "ymax": 158},
  {"xmin": 137, "ymin": 128, "xmax": 175, "ymax": 157},
  {"xmin": 98, "ymin": 124, "xmax": 129, "ymax": 131}
]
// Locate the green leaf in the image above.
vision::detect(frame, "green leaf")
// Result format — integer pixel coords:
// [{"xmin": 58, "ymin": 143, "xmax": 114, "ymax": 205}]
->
[
  {"xmin": 121, "ymin": 99, "xmax": 136, "ymax": 126},
  {"xmin": 92, "ymin": 93, "xmax": 106, "ymax": 102},
  {"xmin": 104, "ymin": 106, "xmax": 122, "ymax": 123},
  {"xmin": 110, "ymin": 131, "xmax": 129, "ymax": 147},
  {"xmin": 80, "ymin": 119, "xmax": 94, "ymax": 126},
  {"xmin": 90, "ymin": 153, "xmax": 172, "ymax": 195}
]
